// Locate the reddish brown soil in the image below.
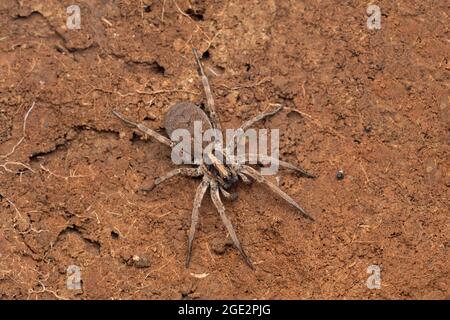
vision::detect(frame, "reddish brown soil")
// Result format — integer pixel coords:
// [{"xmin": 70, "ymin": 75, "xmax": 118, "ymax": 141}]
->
[{"xmin": 0, "ymin": 0, "xmax": 448, "ymax": 299}]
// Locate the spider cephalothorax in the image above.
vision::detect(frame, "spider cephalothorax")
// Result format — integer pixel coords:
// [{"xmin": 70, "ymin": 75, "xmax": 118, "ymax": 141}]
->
[{"xmin": 113, "ymin": 48, "xmax": 316, "ymax": 269}]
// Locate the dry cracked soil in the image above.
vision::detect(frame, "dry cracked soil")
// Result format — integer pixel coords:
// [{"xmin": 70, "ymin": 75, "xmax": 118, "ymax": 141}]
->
[{"xmin": 0, "ymin": 0, "xmax": 448, "ymax": 299}]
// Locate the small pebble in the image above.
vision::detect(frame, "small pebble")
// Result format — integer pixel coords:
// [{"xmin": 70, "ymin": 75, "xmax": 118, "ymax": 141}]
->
[
  {"xmin": 336, "ymin": 170, "xmax": 345, "ymax": 180},
  {"xmin": 211, "ymin": 238, "xmax": 233, "ymax": 255},
  {"xmin": 131, "ymin": 254, "xmax": 151, "ymax": 268}
]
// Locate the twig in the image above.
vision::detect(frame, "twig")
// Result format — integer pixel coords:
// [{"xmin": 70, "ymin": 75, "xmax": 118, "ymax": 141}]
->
[
  {"xmin": 204, "ymin": 30, "xmax": 221, "ymax": 52},
  {"xmin": 0, "ymin": 101, "xmax": 35, "ymax": 159},
  {"xmin": 2, "ymin": 194, "xmax": 28, "ymax": 226},
  {"xmin": 40, "ymin": 164, "xmax": 89, "ymax": 180},
  {"xmin": 219, "ymin": 78, "xmax": 271, "ymax": 91},
  {"xmin": 205, "ymin": 242, "xmax": 215, "ymax": 262},
  {"xmin": 285, "ymin": 108, "xmax": 346, "ymax": 140},
  {"xmin": 18, "ymin": 227, "xmax": 49, "ymax": 235},
  {"xmin": 101, "ymin": 17, "xmax": 113, "ymax": 27},
  {"xmin": 359, "ymin": 162, "xmax": 370, "ymax": 184},
  {"xmin": 161, "ymin": 0, "xmax": 166, "ymax": 22},
  {"xmin": 0, "ymin": 269, "xmax": 12, "ymax": 275},
  {"xmin": 89, "ymin": 87, "xmax": 134, "ymax": 97},
  {"xmin": 139, "ymin": 0, "xmax": 144, "ymax": 20},
  {"xmin": 28, "ymin": 280, "xmax": 69, "ymax": 300},
  {"xmin": 93, "ymin": 85, "xmax": 198, "ymax": 97},
  {"xmin": 136, "ymin": 88, "xmax": 199, "ymax": 95},
  {"xmin": 173, "ymin": 0, "xmax": 211, "ymax": 42},
  {"xmin": 173, "ymin": 0, "xmax": 190, "ymax": 18},
  {"xmin": 190, "ymin": 272, "xmax": 209, "ymax": 279},
  {"xmin": 0, "ymin": 161, "xmax": 34, "ymax": 173}
]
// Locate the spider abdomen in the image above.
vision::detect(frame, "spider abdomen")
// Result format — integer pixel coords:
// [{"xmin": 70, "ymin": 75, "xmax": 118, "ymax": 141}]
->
[{"xmin": 164, "ymin": 101, "xmax": 212, "ymax": 138}]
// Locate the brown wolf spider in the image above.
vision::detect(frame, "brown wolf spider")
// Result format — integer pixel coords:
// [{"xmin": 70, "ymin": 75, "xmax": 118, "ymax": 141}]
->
[{"xmin": 112, "ymin": 48, "xmax": 316, "ymax": 269}]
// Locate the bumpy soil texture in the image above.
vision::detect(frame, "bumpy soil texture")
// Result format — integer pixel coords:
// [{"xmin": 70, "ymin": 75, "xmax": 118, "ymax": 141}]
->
[{"xmin": 0, "ymin": 0, "xmax": 448, "ymax": 300}]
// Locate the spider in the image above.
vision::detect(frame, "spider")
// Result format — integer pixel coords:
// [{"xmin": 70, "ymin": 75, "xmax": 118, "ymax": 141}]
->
[{"xmin": 112, "ymin": 48, "xmax": 316, "ymax": 269}]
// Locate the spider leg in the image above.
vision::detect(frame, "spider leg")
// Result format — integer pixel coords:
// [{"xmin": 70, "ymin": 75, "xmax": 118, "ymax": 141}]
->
[
  {"xmin": 112, "ymin": 110, "xmax": 173, "ymax": 147},
  {"xmin": 141, "ymin": 167, "xmax": 202, "ymax": 191},
  {"xmin": 226, "ymin": 104, "xmax": 283, "ymax": 153},
  {"xmin": 241, "ymin": 165, "xmax": 315, "ymax": 221},
  {"xmin": 210, "ymin": 180, "xmax": 254, "ymax": 269},
  {"xmin": 186, "ymin": 176, "xmax": 210, "ymax": 267},
  {"xmin": 192, "ymin": 48, "xmax": 222, "ymax": 131},
  {"xmin": 238, "ymin": 172, "xmax": 252, "ymax": 184},
  {"xmin": 244, "ymin": 153, "xmax": 316, "ymax": 178},
  {"xmin": 207, "ymin": 151, "xmax": 230, "ymax": 179},
  {"xmin": 219, "ymin": 187, "xmax": 238, "ymax": 201},
  {"xmin": 240, "ymin": 104, "xmax": 283, "ymax": 131}
]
